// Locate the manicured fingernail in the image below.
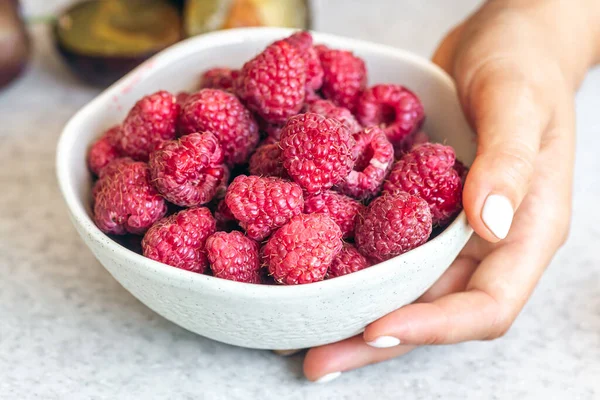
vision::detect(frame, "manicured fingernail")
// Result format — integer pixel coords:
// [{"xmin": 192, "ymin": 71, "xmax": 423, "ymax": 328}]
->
[
  {"xmin": 366, "ymin": 336, "xmax": 401, "ymax": 348},
  {"xmin": 314, "ymin": 371, "xmax": 342, "ymax": 384},
  {"xmin": 481, "ymin": 194, "xmax": 513, "ymax": 239}
]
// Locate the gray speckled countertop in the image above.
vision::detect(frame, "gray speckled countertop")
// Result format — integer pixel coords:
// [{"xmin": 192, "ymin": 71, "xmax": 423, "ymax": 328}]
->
[{"xmin": 1, "ymin": 1, "xmax": 599, "ymax": 399}]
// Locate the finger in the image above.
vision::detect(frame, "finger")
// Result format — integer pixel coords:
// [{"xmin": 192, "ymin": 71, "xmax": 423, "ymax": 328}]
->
[
  {"xmin": 363, "ymin": 105, "xmax": 574, "ymax": 346},
  {"xmin": 417, "ymin": 234, "xmax": 492, "ymax": 303},
  {"xmin": 431, "ymin": 23, "xmax": 466, "ymax": 74},
  {"xmin": 303, "ymin": 335, "xmax": 417, "ymax": 383},
  {"xmin": 416, "ymin": 255, "xmax": 479, "ymax": 303},
  {"xmin": 459, "ymin": 58, "xmax": 551, "ymax": 242}
]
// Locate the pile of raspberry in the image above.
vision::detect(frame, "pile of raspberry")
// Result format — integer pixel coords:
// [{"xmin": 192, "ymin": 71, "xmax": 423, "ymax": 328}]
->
[{"xmin": 87, "ymin": 31, "xmax": 465, "ymax": 285}]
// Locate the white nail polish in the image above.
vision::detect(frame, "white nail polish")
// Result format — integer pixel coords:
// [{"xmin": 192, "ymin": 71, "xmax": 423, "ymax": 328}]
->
[
  {"xmin": 366, "ymin": 336, "xmax": 401, "ymax": 348},
  {"xmin": 315, "ymin": 371, "xmax": 342, "ymax": 384},
  {"xmin": 481, "ymin": 194, "xmax": 514, "ymax": 239}
]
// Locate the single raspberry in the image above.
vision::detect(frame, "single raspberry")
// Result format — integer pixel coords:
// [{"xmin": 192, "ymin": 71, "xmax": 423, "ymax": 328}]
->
[
  {"xmin": 236, "ymin": 40, "xmax": 306, "ymax": 123},
  {"xmin": 355, "ymin": 192, "xmax": 432, "ymax": 262},
  {"xmin": 176, "ymin": 91, "xmax": 191, "ymax": 107},
  {"xmin": 356, "ymin": 84, "xmax": 425, "ymax": 148},
  {"xmin": 248, "ymin": 142, "xmax": 287, "ymax": 178},
  {"xmin": 304, "ymin": 99, "xmax": 362, "ymax": 133},
  {"xmin": 280, "ymin": 113, "xmax": 356, "ymax": 195},
  {"xmin": 283, "ymin": 31, "xmax": 323, "ymax": 94},
  {"xmin": 149, "ymin": 132, "xmax": 227, "ymax": 207},
  {"xmin": 142, "ymin": 207, "xmax": 216, "ymax": 273},
  {"xmin": 304, "ymin": 190, "xmax": 364, "ymax": 239},
  {"xmin": 259, "ymin": 135, "xmax": 280, "ymax": 146},
  {"xmin": 335, "ymin": 127, "xmax": 394, "ymax": 200},
  {"xmin": 318, "ymin": 46, "xmax": 367, "ymax": 112},
  {"xmin": 97, "ymin": 157, "xmax": 135, "ymax": 180},
  {"xmin": 214, "ymin": 199, "xmax": 239, "ymax": 232},
  {"xmin": 394, "ymin": 130, "xmax": 430, "ymax": 159},
  {"xmin": 328, "ymin": 243, "xmax": 371, "ymax": 278},
  {"xmin": 263, "ymin": 213, "xmax": 343, "ymax": 285},
  {"xmin": 225, "ymin": 175, "xmax": 304, "ymax": 241},
  {"xmin": 179, "ymin": 89, "xmax": 259, "ymax": 165},
  {"xmin": 206, "ymin": 231, "xmax": 261, "ymax": 283},
  {"xmin": 198, "ymin": 67, "xmax": 238, "ymax": 91},
  {"xmin": 115, "ymin": 91, "xmax": 180, "ymax": 161},
  {"xmin": 93, "ymin": 161, "xmax": 167, "ymax": 235},
  {"xmin": 88, "ymin": 125, "xmax": 122, "ymax": 176},
  {"xmin": 384, "ymin": 143, "xmax": 462, "ymax": 226}
]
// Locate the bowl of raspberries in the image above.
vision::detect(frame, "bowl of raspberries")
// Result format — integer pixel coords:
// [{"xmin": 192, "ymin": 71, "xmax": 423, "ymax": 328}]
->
[{"xmin": 57, "ymin": 28, "xmax": 476, "ymax": 350}]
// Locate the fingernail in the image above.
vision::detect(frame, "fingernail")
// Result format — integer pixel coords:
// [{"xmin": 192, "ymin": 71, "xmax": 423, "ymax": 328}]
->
[
  {"xmin": 366, "ymin": 336, "xmax": 401, "ymax": 348},
  {"xmin": 481, "ymin": 194, "xmax": 513, "ymax": 239},
  {"xmin": 314, "ymin": 371, "xmax": 342, "ymax": 384}
]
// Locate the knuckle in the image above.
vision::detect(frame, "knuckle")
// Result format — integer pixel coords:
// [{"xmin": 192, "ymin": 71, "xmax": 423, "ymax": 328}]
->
[{"xmin": 484, "ymin": 313, "xmax": 513, "ymax": 341}]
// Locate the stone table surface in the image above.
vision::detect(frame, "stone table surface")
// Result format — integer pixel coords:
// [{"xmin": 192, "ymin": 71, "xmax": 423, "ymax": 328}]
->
[{"xmin": 1, "ymin": 1, "xmax": 599, "ymax": 399}]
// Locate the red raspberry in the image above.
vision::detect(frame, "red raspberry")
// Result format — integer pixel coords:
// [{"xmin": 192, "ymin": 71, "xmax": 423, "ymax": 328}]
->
[
  {"xmin": 328, "ymin": 243, "xmax": 371, "ymax": 278},
  {"xmin": 384, "ymin": 143, "xmax": 462, "ymax": 226},
  {"xmin": 304, "ymin": 99, "xmax": 362, "ymax": 133},
  {"xmin": 236, "ymin": 40, "xmax": 306, "ymax": 123},
  {"xmin": 115, "ymin": 91, "xmax": 180, "ymax": 161},
  {"xmin": 214, "ymin": 199, "xmax": 239, "ymax": 232},
  {"xmin": 356, "ymin": 84, "xmax": 425, "ymax": 148},
  {"xmin": 259, "ymin": 135, "xmax": 280, "ymax": 146},
  {"xmin": 335, "ymin": 127, "xmax": 394, "ymax": 200},
  {"xmin": 318, "ymin": 46, "xmax": 367, "ymax": 112},
  {"xmin": 263, "ymin": 213, "xmax": 343, "ymax": 285},
  {"xmin": 280, "ymin": 113, "xmax": 356, "ymax": 195},
  {"xmin": 88, "ymin": 125, "xmax": 121, "ymax": 176},
  {"xmin": 97, "ymin": 157, "xmax": 135, "ymax": 180},
  {"xmin": 225, "ymin": 175, "xmax": 304, "ymax": 241},
  {"xmin": 149, "ymin": 132, "xmax": 227, "ymax": 207},
  {"xmin": 206, "ymin": 231, "xmax": 261, "ymax": 283},
  {"xmin": 176, "ymin": 92, "xmax": 191, "ymax": 107},
  {"xmin": 179, "ymin": 89, "xmax": 259, "ymax": 166},
  {"xmin": 394, "ymin": 130, "xmax": 430, "ymax": 159},
  {"xmin": 248, "ymin": 142, "xmax": 287, "ymax": 178},
  {"xmin": 142, "ymin": 207, "xmax": 216, "ymax": 273},
  {"xmin": 283, "ymin": 31, "xmax": 323, "ymax": 94},
  {"xmin": 198, "ymin": 67, "xmax": 238, "ymax": 91},
  {"xmin": 304, "ymin": 190, "xmax": 364, "ymax": 239},
  {"xmin": 355, "ymin": 192, "xmax": 432, "ymax": 262},
  {"xmin": 93, "ymin": 161, "xmax": 167, "ymax": 235}
]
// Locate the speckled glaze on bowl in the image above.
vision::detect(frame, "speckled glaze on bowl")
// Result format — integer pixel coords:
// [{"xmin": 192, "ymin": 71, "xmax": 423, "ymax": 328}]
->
[{"xmin": 56, "ymin": 28, "xmax": 476, "ymax": 350}]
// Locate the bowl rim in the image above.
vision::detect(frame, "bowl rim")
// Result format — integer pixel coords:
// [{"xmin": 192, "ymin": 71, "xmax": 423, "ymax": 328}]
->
[{"xmin": 56, "ymin": 27, "xmax": 471, "ymax": 299}]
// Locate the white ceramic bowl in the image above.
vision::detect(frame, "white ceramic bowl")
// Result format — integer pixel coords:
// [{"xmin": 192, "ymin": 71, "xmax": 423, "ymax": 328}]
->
[{"xmin": 56, "ymin": 28, "xmax": 475, "ymax": 350}]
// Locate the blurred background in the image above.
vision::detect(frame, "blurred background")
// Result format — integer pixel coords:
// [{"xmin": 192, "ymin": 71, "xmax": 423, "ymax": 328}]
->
[
  {"xmin": 1, "ymin": 0, "xmax": 479, "ymax": 89},
  {"xmin": 1, "ymin": 1, "xmax": 599, "ymax": 399}
]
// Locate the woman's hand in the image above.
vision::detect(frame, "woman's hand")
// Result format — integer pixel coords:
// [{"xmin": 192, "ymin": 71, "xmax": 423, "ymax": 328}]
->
[{"xmin": 302, "ymin": 0, "xmax": 600, "ymax": 383}]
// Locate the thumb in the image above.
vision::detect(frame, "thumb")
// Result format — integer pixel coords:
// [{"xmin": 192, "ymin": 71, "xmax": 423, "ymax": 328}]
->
[{"xmin": 458, "ymin": 61, "xmax": 549, "ymax": 242}]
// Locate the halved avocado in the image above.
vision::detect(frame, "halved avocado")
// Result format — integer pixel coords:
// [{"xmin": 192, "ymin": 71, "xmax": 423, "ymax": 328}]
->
[
  {"xmin": 184, "ymin": 0, "xmax": 311, "ymax": 37},
  {"xmin": 54, "ymin": 0, "xmax": 182, "ymax": 87}
]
